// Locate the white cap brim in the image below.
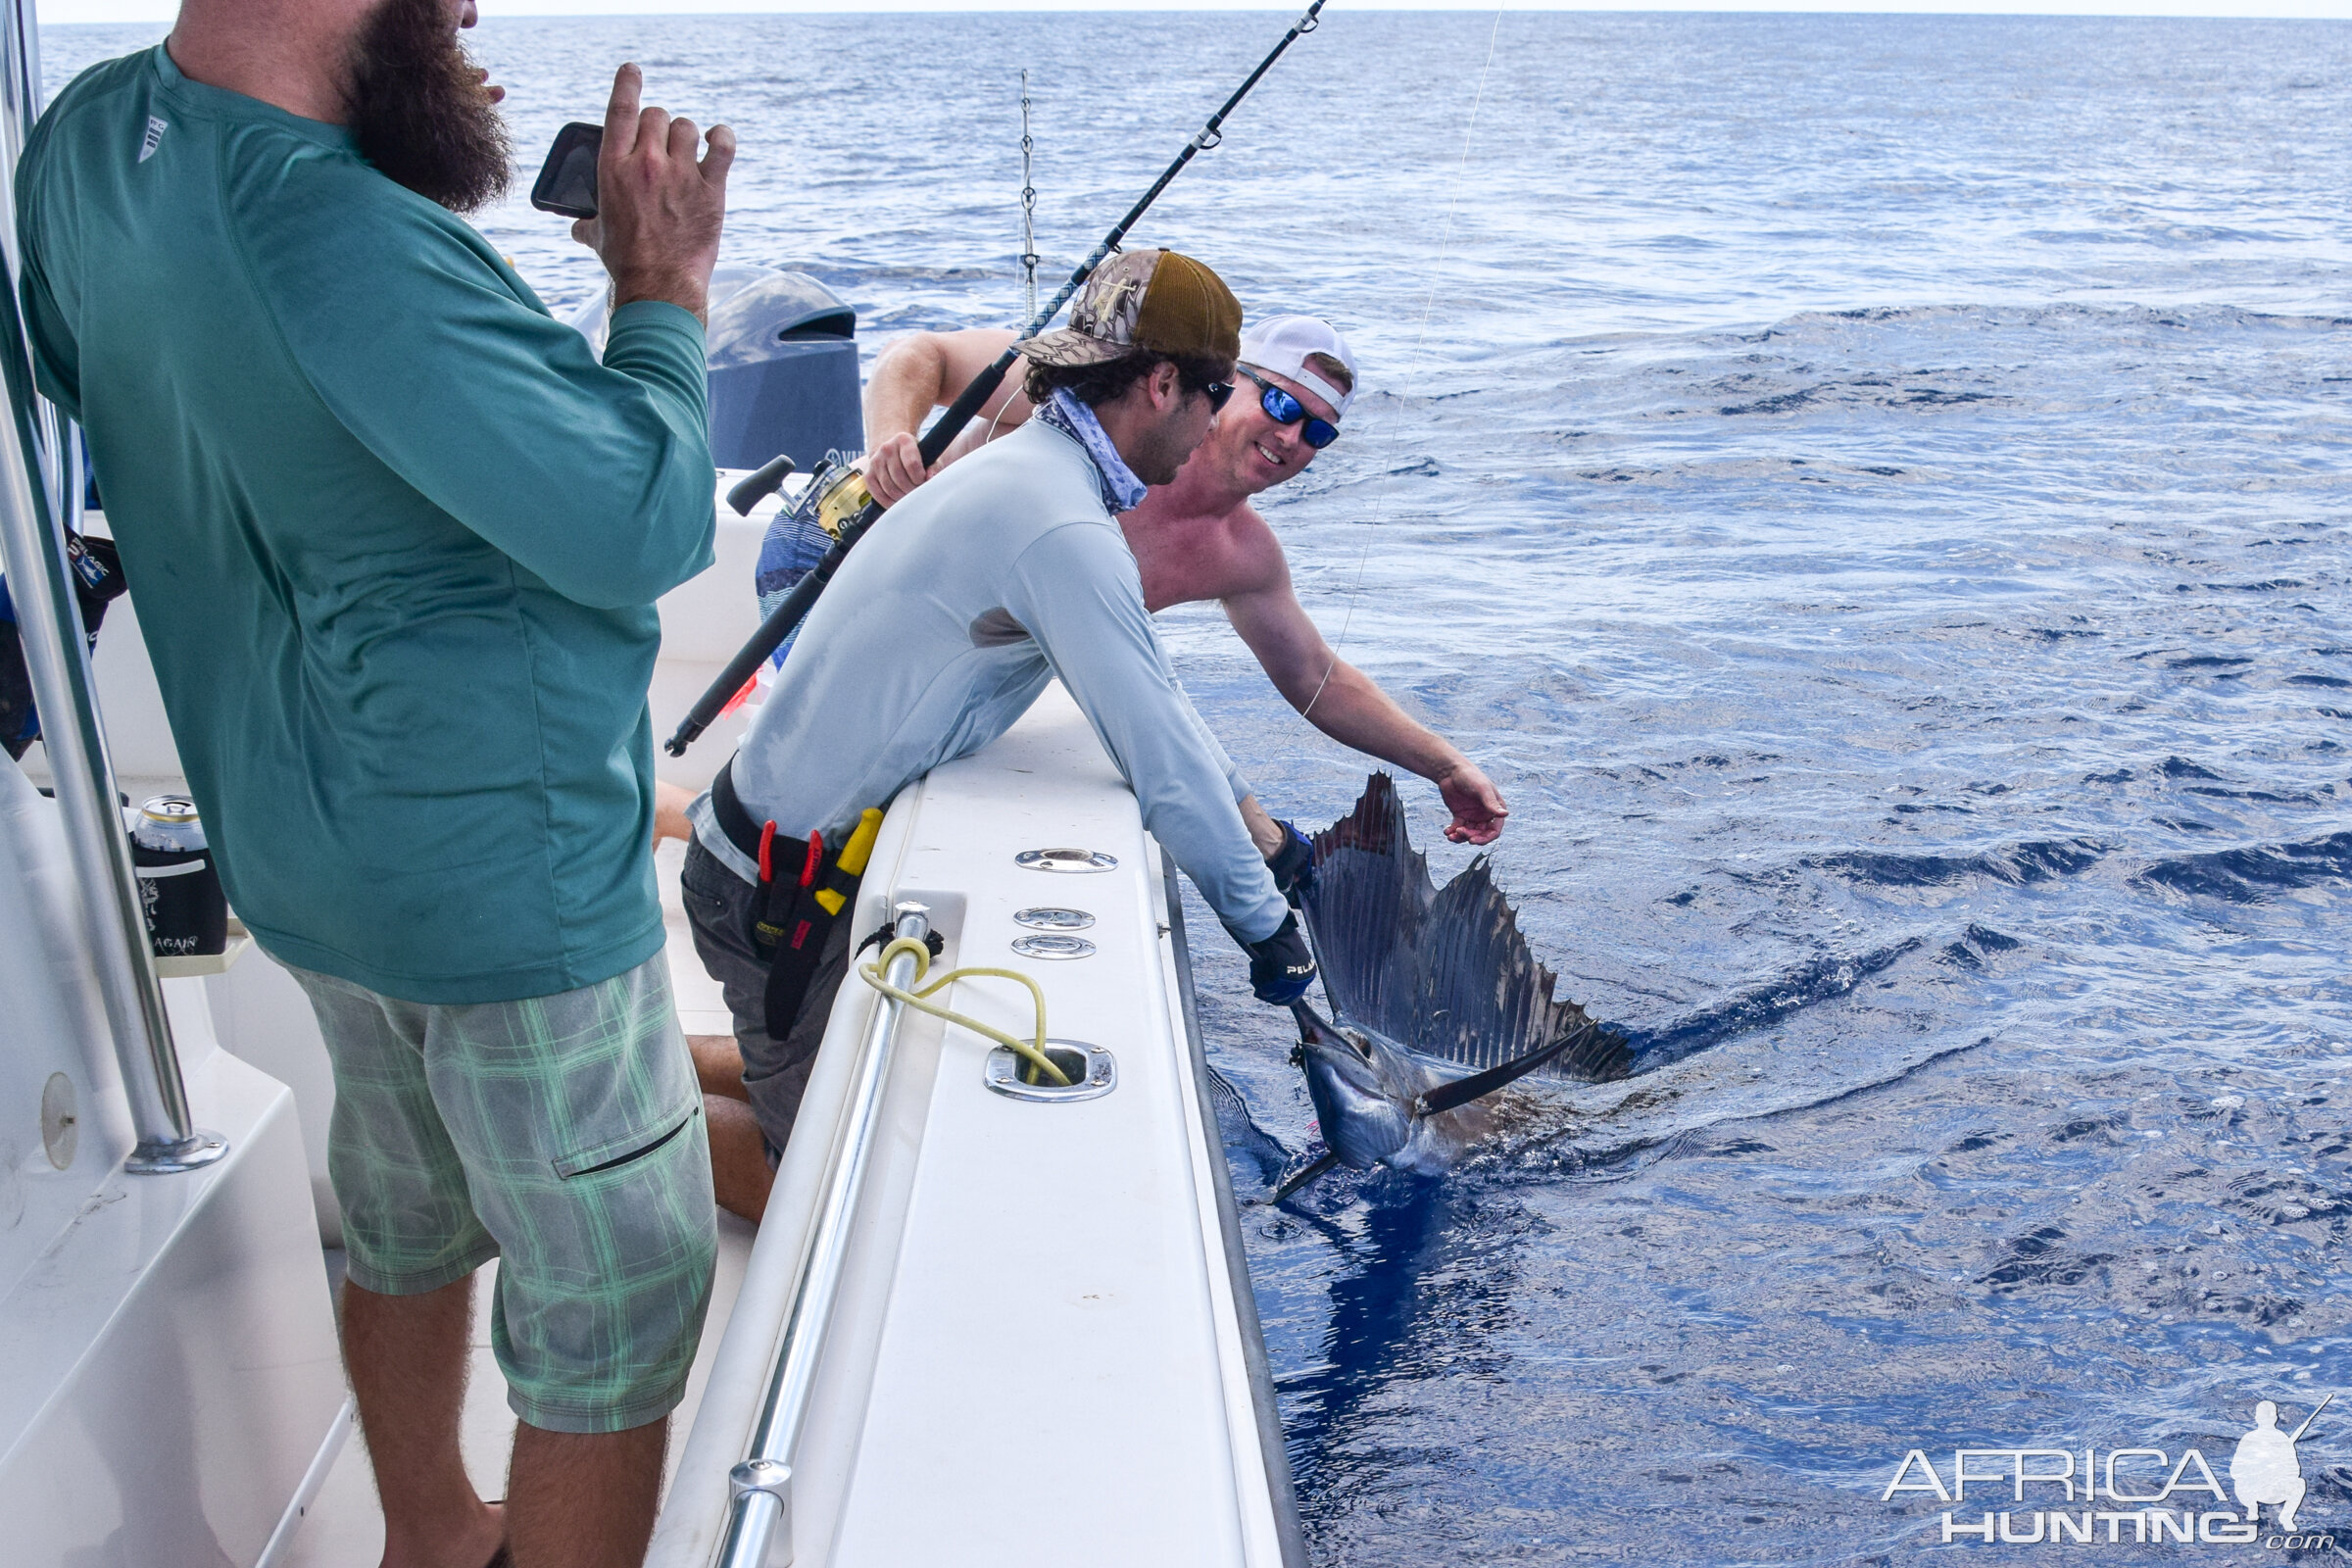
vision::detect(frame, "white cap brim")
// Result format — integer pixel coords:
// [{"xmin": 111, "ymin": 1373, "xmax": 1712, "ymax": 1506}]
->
[{"xmin": 1238, "ymin": 314, "xmax": 1357, "ymax": 418}]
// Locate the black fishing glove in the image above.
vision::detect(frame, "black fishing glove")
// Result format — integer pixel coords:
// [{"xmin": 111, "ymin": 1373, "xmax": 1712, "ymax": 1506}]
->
[
  {"xmin": 1231, "ymin": 910, "xmax": 1315, "ymax": 1005},
  {"xmin": 1265, "ymin": 819, "xmax": 1315, "ymax": 907}
]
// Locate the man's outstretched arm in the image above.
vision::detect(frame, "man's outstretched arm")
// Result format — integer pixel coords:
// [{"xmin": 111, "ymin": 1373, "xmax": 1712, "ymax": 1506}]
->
[
  {"xmin": 860, "ymin": 327, "xmax": 1029, "ymax": 503},
  {"xmin": 1224, "ymin": 562, "xmax": 1509, "ymax": 845}
]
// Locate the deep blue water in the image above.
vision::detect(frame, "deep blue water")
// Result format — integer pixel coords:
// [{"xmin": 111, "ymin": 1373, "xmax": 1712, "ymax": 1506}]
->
[{"xmin": 44, "ymin": 13, "xmax": 2352, "ymax": 1563}]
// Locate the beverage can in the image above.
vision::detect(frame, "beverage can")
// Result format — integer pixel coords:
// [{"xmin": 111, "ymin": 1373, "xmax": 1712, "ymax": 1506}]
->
[{"xmin": 131, "ymin": 796, "xmax": 226, "ymax": 956}]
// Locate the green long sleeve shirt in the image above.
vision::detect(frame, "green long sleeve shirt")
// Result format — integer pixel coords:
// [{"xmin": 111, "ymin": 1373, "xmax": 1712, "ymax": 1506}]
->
[{"xmin": 17, "ymin": 46, "xmax": 715, "ymax": 1003}]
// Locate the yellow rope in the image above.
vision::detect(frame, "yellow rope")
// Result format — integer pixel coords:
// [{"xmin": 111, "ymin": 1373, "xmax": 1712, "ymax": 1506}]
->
[{"xmin": 856, "ymin": 936, "xmax": 1073, "ymax": 1088}]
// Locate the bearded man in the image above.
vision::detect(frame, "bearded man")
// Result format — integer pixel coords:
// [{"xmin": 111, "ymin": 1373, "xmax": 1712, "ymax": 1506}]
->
[{"xmin": 18, "ymin": 2, "xmax": 733, "ymax": 1563}]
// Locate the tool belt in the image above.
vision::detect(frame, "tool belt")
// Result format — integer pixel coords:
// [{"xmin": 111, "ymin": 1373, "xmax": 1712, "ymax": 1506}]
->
[{"xmin": 710, "ymin": 759, "xmax": 884, "ymax": 1040}]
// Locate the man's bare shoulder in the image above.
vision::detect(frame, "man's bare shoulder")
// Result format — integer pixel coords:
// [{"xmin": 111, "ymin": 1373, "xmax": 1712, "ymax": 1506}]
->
[
  {"xmin": 1128, "ymin": 491, "xmax": 1289, "ymax": 610},
  {"xmin": 1218, "ymin": 500, "xmax": 1291, "ymax": 596}
]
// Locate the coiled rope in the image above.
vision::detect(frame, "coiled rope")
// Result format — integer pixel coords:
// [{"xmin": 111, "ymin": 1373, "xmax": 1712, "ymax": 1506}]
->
[{"xmin": 857, "ymin": 936, "xmax": 1073, "ymax": 1087}]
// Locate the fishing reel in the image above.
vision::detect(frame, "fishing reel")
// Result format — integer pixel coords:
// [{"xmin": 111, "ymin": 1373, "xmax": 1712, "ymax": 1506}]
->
[
  {"xmin": 752, "ymin": 450, "xmax": 876, "ymax": 615},
  {"xmin": 753, "ymin": 451, "xmax": 876, "ymax": 604},
  {"xmin": 796, "ymin": 455, "xmax": 874, "ymax": 540}
]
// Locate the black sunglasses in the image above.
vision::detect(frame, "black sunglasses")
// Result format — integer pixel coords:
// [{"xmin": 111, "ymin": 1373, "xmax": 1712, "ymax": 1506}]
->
[
  {"xmin": 1177, "ymin": 367, "xmax": 1236, "ymax": 412},
  {"xmin": 1239, "ymin": 366, "xmax": 1340, "ymax": 449}
]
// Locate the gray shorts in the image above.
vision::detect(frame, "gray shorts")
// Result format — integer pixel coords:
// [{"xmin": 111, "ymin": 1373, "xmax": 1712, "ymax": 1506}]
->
[
  {"xmin": 679, "ymin": 837, "xmax": 856, "ymax": 1160},
  {"xmin": 287, "ymin": 956, "xmax": 716, "ymax": 1434}
]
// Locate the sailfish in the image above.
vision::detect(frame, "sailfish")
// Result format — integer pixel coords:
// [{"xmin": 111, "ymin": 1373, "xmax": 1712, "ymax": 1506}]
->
[{"xmin": 1273, "ymin": 774, "xmax": 1632, "ymax": 1200}]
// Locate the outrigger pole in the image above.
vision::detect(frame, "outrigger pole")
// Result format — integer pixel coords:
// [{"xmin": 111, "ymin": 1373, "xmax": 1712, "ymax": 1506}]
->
[{"xmin": 665, "ymin": 0, "xmax": 1331, "ymax": 757}]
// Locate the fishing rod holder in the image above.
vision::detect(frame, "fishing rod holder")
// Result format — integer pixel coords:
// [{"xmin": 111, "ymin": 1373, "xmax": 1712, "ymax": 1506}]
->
[{"xmin": 983, "ymin": 1040, "xmax": 1115, "ymax": 1103}]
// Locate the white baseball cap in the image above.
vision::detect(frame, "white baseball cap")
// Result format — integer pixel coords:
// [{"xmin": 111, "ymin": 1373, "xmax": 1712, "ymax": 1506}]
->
[{"xmin": 1239, "ymin": 315, "xmax": 1359, "ymax": 418}]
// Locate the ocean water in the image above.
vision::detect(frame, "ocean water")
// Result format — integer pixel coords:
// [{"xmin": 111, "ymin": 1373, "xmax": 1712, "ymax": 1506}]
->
[{"xmin": 43, "ymin": 13, "xmax": 2352, "ymax": 1563}]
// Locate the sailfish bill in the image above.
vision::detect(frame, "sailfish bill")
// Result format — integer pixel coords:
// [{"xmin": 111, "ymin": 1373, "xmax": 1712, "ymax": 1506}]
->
[{"xmin": 1273, "ymin": 774, "xmax": 1631, "ymax": 1200}]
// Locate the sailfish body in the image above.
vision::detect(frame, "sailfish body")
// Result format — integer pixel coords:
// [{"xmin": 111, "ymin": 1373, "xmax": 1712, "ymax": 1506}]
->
[
  {"xmin": 1278, "ymin": 774, "xmax": 1632, "ymax": 1196},
  {"xmin": 1292, "ymin": 999, "xmax": 1489, "ymax": 1174}
]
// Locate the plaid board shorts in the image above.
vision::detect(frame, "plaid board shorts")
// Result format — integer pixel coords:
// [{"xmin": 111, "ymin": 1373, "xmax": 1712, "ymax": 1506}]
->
[{"xmin": 287, "ymin": 955, "xmax": 716, "ymax": 1435}]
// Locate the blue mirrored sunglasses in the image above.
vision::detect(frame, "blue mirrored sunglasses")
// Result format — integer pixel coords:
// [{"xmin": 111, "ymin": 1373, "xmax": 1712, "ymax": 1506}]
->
[{"xmin": 1239, "ymin": 366, "xmax": 1340, "ymax": 449}]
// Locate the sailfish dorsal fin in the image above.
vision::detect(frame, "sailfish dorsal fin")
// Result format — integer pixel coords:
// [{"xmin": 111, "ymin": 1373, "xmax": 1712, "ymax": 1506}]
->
[{"xmin": 1301, "ymin": 773, "xmax": 1630, "ymax": 1084}]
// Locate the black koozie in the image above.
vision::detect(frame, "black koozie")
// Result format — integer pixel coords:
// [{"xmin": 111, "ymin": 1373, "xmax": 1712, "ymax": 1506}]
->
[{"xmin": 133, "ymin": 842, "xmax": 227, "ymax": 956}]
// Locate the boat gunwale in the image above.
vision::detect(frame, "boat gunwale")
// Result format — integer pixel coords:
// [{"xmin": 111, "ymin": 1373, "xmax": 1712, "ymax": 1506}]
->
[{"xmin": 1162, "ymin": 848, "xmax": 1312, "ymax": 1568}]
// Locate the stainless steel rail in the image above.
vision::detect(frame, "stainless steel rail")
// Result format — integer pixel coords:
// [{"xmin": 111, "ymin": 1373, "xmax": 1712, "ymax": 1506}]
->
[
  {"xmin": 717, "ymin": 900, "xmax": 932, "ymax": 1568},
  {"xmin": 0, "ymin": 0, "xmax": 222, "ymax": 1174}
]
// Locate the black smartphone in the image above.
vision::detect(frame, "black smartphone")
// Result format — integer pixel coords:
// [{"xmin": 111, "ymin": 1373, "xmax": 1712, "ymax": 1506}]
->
[{"xmin": 530, "ymin": 122, "xmax": 603, "ymax": 220}]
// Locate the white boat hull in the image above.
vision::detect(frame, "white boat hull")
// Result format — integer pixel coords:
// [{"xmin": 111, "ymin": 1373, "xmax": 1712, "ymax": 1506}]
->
[
  {"xmin": 653, "ymin": 685, "xmax": 1298, "ymax": 1568},
  {"xmin": 0, "ymin": 1029, "xmax": 348, "ymax": 1567}
]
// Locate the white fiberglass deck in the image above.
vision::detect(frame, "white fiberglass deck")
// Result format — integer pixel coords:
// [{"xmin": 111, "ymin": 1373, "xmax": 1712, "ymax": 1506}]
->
[
  {"xmin": 269, "ymin": 838, "xmax": 753, "ymax": 1566},
  {"xmin": 653, "ymin": 683, "xmax": 1293, "ymax": 1568},
  {"xmin": 9, "ymin": 476, "xmax": 1293, "ymax": 1564}
]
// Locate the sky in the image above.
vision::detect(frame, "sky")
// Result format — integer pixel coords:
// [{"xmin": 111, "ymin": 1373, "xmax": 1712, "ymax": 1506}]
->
[{"xmin": 33, "ymin": 0, "xmax": 2352, "ymax": 22}]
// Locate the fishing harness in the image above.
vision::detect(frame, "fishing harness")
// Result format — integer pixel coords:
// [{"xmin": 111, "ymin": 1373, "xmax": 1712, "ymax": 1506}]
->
[{"xmin": 707, "ymin": 761, "xmax": 884, "ymax": 1040}]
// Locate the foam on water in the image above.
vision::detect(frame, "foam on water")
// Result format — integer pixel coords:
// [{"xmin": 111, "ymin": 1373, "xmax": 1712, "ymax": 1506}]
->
[{"xmin": 43, "ymin": 13, "xmax": 2352, "ymax": 1562}]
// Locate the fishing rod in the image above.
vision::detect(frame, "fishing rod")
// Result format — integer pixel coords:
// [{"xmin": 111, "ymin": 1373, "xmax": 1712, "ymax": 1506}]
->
[
  {"xmin": 664, "ymin": 0, "xmax": 1331, "ymax": 757},
  {"xmin": 1019, "ymin": 71, "xmax": 1039, "ymax": 327}
]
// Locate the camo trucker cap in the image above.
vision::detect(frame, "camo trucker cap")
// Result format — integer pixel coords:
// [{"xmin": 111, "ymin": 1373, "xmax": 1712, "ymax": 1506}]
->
[{"xmin": 1018, "ymin": 248, "xmax": 1242, "ymax": 368}]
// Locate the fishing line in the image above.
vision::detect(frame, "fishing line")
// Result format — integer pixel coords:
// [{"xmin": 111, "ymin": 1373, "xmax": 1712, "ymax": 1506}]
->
[
  {"xmin": 981, "ymin": 74, "xmax": 1042, "ymax": 453},
  {"xmin": 1300, "ymin": 3, "xmax": 1508, "ymax": 723},
  {"xmin": 667, "ymin": 1, "xmax": 1332, "ymax": 756}
]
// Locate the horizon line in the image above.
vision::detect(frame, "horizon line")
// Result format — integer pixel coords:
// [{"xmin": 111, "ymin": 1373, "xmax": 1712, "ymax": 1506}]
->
[{"xmin": 37, "ymin": 2, "xmax": 2352, "ymax": 23}]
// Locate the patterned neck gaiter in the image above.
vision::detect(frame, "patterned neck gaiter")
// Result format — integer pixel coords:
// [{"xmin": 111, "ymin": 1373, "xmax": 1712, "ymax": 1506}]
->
[{"xmin": 1036, "ymin": 387, "xmax": 1151, "ymax": 513}]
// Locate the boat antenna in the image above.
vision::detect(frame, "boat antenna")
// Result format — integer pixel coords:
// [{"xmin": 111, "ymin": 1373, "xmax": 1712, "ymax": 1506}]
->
[
  {"xmin": 1019, "ymin": 70, "xmax": 1039, "ymax": 328},
  {"xmin": 666, "ymin": 0, "xmax": 1332, "ymax": 757}
]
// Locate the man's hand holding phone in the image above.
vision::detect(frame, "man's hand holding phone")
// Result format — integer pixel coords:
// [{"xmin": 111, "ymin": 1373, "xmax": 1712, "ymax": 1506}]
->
[{"xmin": 552, "ymin": 64, "xmax": 734, "ymax": 325}]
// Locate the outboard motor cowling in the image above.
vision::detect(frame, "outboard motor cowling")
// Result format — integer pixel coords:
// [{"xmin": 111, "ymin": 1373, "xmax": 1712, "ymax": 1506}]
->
[
  {"xmin": 568, "ymin": 265, "xmax": 862, "ymax": 471},
  {"xmin": 704, "ymin": 270, "xmax": 861, "ymax": 470}
]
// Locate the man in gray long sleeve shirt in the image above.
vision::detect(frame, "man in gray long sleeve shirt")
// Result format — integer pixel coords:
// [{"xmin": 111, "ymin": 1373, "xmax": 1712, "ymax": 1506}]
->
[{"xmin": 681, "ymin": 249, "xmax": 1315, "ymax": 1219}]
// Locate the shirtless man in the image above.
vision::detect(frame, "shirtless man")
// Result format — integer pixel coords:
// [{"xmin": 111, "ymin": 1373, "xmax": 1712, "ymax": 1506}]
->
[
  {"xmin": 683, "ymin": 316, "xmax": 1512, "ymax": 1218},
  {"xmin": 860, "ymin": 315, "xmax": 1510, "ymax": 848},
  {"xmin": 683, "ymin": 250, "xmax": 1317, "ymax": 1224}
]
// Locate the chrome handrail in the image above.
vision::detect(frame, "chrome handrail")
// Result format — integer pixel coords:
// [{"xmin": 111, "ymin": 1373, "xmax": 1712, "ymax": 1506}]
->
[
  {"xmin": 0, "ymin": 0, "xmax": 222, "ymax": 1173},
  {"xmin": 717, "ymin": 900, "xmax": 931, "ymax": 1568}
]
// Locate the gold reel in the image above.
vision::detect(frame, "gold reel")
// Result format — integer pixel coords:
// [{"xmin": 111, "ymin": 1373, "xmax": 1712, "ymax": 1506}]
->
[{"xmin": 804, "ymin": 460, "xmax": 873, "ymax": 539}]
